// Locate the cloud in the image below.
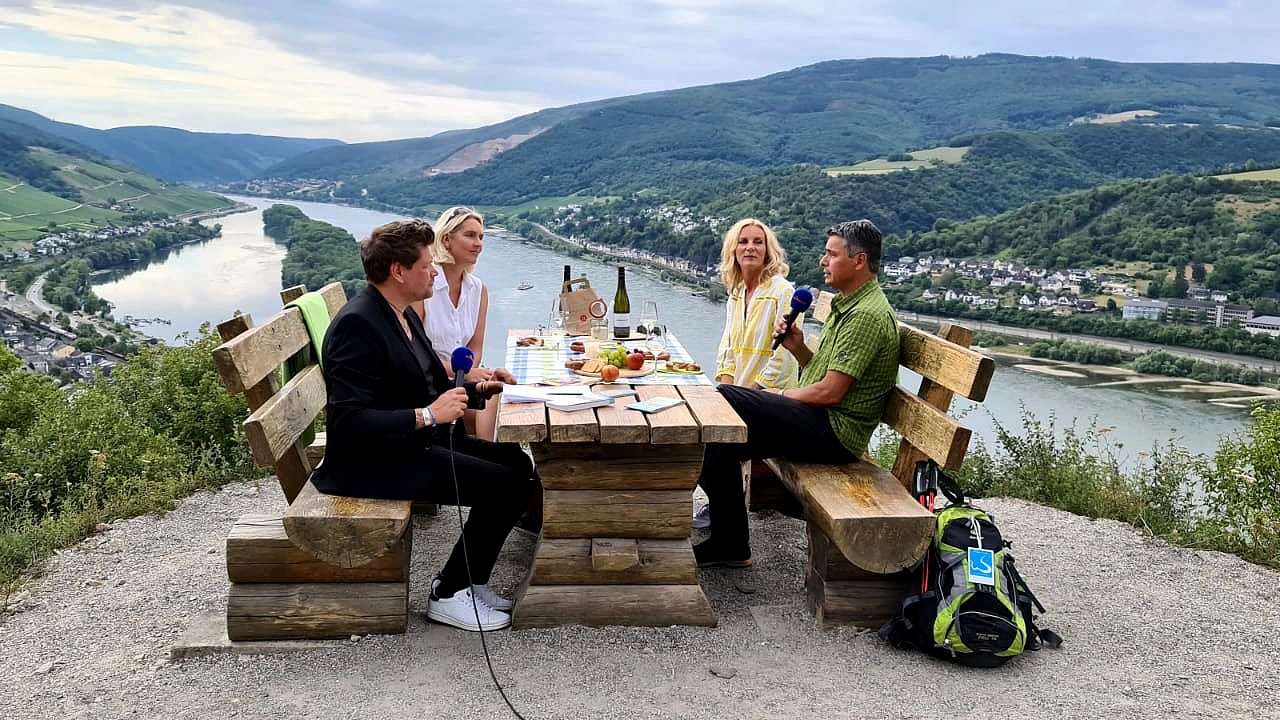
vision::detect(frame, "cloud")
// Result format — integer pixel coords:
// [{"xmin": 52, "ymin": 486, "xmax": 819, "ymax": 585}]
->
[
  {"xmin": 0, "ymin": 1, "xmax": 542, "ymax": 140},
  {"xmin": 1, "ymin": 0, "xmax": 1277, "ymax": 141}
]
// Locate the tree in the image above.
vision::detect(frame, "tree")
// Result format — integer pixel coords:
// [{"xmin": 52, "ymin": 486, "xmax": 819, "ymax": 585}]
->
[
  {"xmin": 1207, "ymin": 258, "xmax": 1246, "ymax": 290},
  {"xmin": 0, "ymin": 344, "xmax": 20, "ymax": 374},
  {"xmin": 1106, "ymin": 298, "xmax": 1118, "ymax": 313},
  {"xmin": 1192, "ymin": 263, "xmax": 1207, "ymax": 282}
]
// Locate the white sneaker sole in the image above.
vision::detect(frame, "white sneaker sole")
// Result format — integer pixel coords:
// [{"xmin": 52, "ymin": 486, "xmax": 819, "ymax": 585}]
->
[{"xmin": 426, "ymin": 605, "xmax": 511, "ymax": 632}]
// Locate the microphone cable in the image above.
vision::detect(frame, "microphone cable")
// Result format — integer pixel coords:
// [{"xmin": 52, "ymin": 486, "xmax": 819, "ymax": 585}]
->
[{"xmin": 445, "ymin": 423, "xmax": 529, "ymax": 720}]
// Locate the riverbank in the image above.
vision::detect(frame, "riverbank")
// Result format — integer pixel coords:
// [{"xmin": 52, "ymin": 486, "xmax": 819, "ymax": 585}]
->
[
  {"xmin": 982, "ymin": 349, "xmax": 1280, "ymax": 408},
  {"xmin": 1, "ymin": 476, "xmax": 1275, "ymax": 719},
  {"xmin": 511, "ymin": 219, "xmax": 722, "ymax": 298}
]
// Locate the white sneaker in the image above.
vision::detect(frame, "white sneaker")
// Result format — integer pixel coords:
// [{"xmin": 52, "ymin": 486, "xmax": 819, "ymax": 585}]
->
[
  {"xmin": 427, "ymin": 587, "xmax": 511, "ymax": 632},
  {"xmin": 471, "ymin": 583, "xmax": 514, "ymax": 612},
  {"xmin": 431, "ymin": 578, "xmax": 513, "ymax": 612},
  {"xmin": 692, "ymin": 503, "xmax": 711, "ymax": 530}
]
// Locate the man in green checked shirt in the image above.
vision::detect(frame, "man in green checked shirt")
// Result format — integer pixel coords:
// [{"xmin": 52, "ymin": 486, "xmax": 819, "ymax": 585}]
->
[{"xmin": 694, "ymin": 219, "xmax": 899, "ymax": 567}]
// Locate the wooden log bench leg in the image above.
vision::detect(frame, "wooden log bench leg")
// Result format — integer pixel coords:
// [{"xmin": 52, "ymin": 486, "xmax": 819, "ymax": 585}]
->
[
  {"xmin": 805, "ymin": 524, "xmax": 912, "ymax": 629},
  {"xmin": 224, "ymin": 513, "xmax": 413, "ymax": 641}
]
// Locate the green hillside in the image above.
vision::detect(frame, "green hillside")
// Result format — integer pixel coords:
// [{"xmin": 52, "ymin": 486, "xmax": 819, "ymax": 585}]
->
[
  {"xmin": 0, "ymin": 121, "xmax": 233, "ymax": 244},
  {"xmin": 275, "ymin": 54, "xmax": 1280, "ymax": 207},
  {"xmin": 523, "ymin": 123, "xmax": 1280, "ymax": 289},
  {"xmin": 895, "ymin": 174, "xmax": 1280, "ymax": 297},
  {"xmin": 0, "ymin": 104, "xmax": 343, "ymax": 183}
]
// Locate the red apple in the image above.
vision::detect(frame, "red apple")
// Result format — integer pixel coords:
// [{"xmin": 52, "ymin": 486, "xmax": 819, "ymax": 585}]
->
[{"xmin": 626, "ymin": 350, "xmax": 646, "ymax": 371}]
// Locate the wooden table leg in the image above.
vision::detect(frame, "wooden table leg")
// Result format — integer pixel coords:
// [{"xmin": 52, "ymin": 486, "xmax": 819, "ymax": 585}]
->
[{"xmin": 510, "ymin": 444, "xmax": 716, "ymax": 629}]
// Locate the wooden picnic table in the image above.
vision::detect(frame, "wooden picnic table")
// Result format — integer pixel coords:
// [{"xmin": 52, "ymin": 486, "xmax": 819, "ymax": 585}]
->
[{"xmin": 498, "ymin": 330, "xmax": 747, "ymax": 629}]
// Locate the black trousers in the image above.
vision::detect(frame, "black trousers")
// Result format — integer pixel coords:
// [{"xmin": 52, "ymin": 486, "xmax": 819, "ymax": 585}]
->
[
  {"xmin": 698, "ymin": 384, "xmax": 856, "ymax": 550},
  {"xmin": 414, "ymin": 431, "xmax": 535, "ymax": 596}
]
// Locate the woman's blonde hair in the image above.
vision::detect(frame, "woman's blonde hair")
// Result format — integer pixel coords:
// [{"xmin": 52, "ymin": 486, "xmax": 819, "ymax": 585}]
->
[
  {"xmin": 431, "ymin": 205, "xmax": 485, "ymax": 271},
  {"xmin": 718, "ymin": 218, "xmax": 788, "ymax": 290}
]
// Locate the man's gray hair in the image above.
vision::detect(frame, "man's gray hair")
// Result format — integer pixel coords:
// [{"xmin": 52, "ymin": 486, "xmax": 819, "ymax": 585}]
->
[{"xmin": 826, "ymin": 219, "xmax": 882, "ymax": 273}]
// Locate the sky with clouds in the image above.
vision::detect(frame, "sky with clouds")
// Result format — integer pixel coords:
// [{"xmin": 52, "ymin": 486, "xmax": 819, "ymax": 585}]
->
[{"xmin": 2, "ymin": 0, "xmax": 1277, "ymax": 143}]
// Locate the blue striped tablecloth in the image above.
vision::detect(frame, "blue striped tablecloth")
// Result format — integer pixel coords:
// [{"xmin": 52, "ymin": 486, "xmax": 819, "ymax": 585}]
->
[{"xmin": 503, "ymin": 331, "xmax": 712, "ymax": 386}]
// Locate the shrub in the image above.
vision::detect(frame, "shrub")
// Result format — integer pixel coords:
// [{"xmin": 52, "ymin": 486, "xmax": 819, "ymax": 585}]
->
[{"xmin": 0, "ymin": 327, "xmax": 257, "ymax": 591}]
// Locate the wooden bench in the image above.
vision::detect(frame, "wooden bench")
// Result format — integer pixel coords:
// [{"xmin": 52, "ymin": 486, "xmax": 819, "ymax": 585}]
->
[
  {"xmin": 757, "ymin": 291, "xmax": 995, "ymax": 628},
  {"xmin": 211, "ymin": 282, "xmax": 413, "ymax": 641}
]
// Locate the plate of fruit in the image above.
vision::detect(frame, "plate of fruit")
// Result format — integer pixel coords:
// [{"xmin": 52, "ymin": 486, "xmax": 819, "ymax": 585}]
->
[{"xmin": 564, "ymin": 347, "xmax": 655, "ymax": 380}]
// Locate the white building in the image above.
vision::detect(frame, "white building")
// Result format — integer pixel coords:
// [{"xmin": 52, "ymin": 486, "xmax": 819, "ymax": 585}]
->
[
  {"xmin": 1242, "ymin": 315, "xmax": 1280, "ymax": 338},
  {"xmin": 1122, "ymin": 298, "xmax": 1168, "ymax": 321}
]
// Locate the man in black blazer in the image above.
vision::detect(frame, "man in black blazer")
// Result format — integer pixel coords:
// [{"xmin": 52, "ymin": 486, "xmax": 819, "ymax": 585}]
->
[{"xmin": 312, "ymin": 218, "xmax": 534, "ymax": 632}]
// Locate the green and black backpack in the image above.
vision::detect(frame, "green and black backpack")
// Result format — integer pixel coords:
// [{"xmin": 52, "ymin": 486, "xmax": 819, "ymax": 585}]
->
[{"xmin": 879, "ymin": 460, "xmax": 1063, "ymax": 667}]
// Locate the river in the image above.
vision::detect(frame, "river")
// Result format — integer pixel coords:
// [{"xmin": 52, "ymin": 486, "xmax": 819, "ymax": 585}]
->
[{"xmin": 92, "ymin": 196, "xmax": 1250, "ymax": 460}]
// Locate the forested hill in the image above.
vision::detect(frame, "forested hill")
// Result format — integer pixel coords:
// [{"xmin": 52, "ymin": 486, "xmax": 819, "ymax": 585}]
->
[
  {"xmin": 0, "ymin": 118, "xmax": 233, "ymax": 243},
  {"xmin": 278, "ymin": 54, "xmax": 1280, "ymax": 206},
  {"xmin": 525, "ymin": 124, "xmax": 1280, "ymax": 289},
  {"xmin": 896, "ymin": 174, "xmax": 1280, "ymax": 297},
  {"xmin": 262, "ymin": 204, "xmax": 365, "ymax": 300},
  {"xmin": 0, "ymin": 104, "xmax": 343, "ymax": 183}
]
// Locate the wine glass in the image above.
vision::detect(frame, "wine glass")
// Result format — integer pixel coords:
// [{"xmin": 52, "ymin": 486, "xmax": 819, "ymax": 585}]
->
[
  {"xmin": 546, "ymin": 299, "xmax": 566, "ymax": 345},
  {"xmin": 640, "ymin": 301, "xmax": 665, "ymax": 354}
]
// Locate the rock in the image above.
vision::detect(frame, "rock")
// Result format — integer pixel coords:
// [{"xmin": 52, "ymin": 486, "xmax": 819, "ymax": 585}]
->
[
  {"xmin": 85, "ymin": 579, "xmax": 103, "ymax": 588},
  {"xmin": 115, "ymin": 579, "xmax": 126, "ymax": 587},
  {"xmin": 734, "ymin": 580, "xmax": 757, "ymax": 594},
  {"xmin": 709, "ymin": 665, "xmax": 738, "ymax": 679},
  {"xmin": 350, "ymin": 635, "xmax": 362, "ymax": 642},
  {"xmin": 94, "ymin": 523, "xmax": 110, "ymax": 533},
  {"xmin": 35, "ymin": 661, "xmax": 55, "ymax": 675},
  {"xmin": 206, "ymin": 547, "xmax": 218, "ymax": 554}
]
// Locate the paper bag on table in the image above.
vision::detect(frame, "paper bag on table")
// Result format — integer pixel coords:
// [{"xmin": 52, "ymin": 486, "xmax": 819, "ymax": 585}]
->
[{"xmin": 560, "ymin": 278, "xmax": 604, "ymax": 335}]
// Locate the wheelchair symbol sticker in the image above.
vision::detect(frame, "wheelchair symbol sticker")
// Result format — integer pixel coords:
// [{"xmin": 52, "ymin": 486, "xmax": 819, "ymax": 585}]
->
[{"xmin": 967, "ymin": 547, "xmax": 996, "ymax": 586}]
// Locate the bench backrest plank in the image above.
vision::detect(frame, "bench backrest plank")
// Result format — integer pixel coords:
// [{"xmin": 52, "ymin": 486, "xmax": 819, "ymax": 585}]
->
[
  {"xmin": 811, "ymin": 291, "xmax": 992, "ymax": 402},
  {"xmin": 243, "ymin": 364, "xmax": 328, "ymax": 467},
  {"xmin": 211, "ymin": 282, "xmax": 346, "ymax": 395},
  {"xmin": 808, "ymin": 290, "xmax": 989, "ymax": 485},
  {"xmin": 890, "ymin": 322, "xmax": 973, "ymax": 484},
  {"xmin": 212, "ymin": 282, "xmax": 346, "ymax": 504},
  {"xmin": 881, "ymin": 387, "xmax": 970, "ymax": 471}
]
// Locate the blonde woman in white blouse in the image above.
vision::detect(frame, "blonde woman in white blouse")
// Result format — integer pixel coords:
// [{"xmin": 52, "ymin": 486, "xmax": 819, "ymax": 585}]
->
[
  {"xmin": 415, "ymin": 206, "xmax": 505, "ymax": 440},
  {"xmin": 696, "ymin": 218, "xmax": 799, "ymax": 529}
]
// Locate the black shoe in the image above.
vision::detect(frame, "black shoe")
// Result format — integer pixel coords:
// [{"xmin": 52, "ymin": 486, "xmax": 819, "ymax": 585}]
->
[
  {"xmin": 514, "ymin": 512, "xmax": 542, "ymax": 536},
  {"xmin": 693, "ymin": 538, "xmax": 752, "ymax": 568}
]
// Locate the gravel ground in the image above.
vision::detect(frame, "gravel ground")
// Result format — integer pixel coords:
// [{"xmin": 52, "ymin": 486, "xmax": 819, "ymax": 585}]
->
[{"xmin": 2, "ymin": 476, "xmax": 1278, "ymax": 720}]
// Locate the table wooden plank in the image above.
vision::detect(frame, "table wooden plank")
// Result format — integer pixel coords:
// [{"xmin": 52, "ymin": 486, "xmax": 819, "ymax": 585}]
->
[
  {"xmin": 548, "ymin": 404, "xmax": 600, "ymax": 443},
  {"xmin": 594, "ymin": 383, "xmax": 649, "ymax": 444},
  {"xmin": 531, "ymin": 444, "xmax": 702, "ymax": 491},
  {"xmin": 497, "ymin": 399, "xmax": 548, "ymax": 443},
  {"xmin": 634, "ymin": 385, "xmax": 700, "ymax": 444},
  {"xmin": 677, "ymin": 384, "xmax": 747, "ymax": 444}
]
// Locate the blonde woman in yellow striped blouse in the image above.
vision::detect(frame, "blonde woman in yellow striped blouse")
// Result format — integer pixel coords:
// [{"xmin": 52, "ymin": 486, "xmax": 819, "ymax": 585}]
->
[
  {"xmin": 697, "ymin": 218, "xmax": 798, "ymax": 529},
  {"xmin": 713, "ymin": 219, "xmax": 800, "ymax": 390}
]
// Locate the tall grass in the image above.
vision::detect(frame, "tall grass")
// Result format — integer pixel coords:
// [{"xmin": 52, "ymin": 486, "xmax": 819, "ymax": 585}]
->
[{"xmin": 874, "ymin": 403, "xmax": 1279, "ymax": 568}]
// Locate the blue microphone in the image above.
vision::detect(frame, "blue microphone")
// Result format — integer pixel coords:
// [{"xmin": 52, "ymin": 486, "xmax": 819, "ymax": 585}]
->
[
  {"xmin": 450, "ymin": 347, "xmax": 474, "ymax": 390},
  {"xmin": 772, "ymin": 287, "xmax": 814, "ymax": 350},
  {"xmin": 449, "ymin": 347, "xmax": 475, "ymax": 426}
]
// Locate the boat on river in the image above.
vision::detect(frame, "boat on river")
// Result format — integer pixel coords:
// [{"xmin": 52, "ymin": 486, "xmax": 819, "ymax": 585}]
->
[{"xmin": 517, "ymin": 281, "xmax": 534, "ymax": 290}]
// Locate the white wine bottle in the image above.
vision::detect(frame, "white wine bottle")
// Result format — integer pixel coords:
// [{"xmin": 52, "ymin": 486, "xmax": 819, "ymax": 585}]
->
[{"xmin": 612, "ymin": 265, "xmax": 630, "ymax": 339}]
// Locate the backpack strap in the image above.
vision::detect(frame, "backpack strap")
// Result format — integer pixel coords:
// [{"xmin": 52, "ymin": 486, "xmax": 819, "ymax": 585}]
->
[
  {"xmin": 935, "ymin": 465, "xmax": 967, "ymax": 506},
  {"xmin": 879, "ymin": 591, "xmax": 933, "ymax": 650}
]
